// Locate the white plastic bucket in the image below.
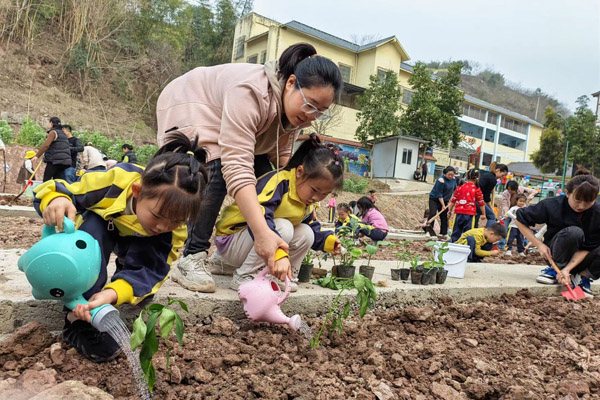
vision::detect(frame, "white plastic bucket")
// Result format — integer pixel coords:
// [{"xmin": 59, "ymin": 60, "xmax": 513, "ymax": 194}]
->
[
  {"xmin": 25, "ymin": 180, "xmax": 43, "ymax": 198},
  {"xmin": 434, "ymin": 241, "xmax": 471, "ymax": 279}
]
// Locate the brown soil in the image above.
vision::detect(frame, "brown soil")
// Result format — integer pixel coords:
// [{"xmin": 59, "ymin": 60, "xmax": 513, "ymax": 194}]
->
[
  {"xmin": 0, "ymin": 216, "xmax": 43, "ymax": 248},
  {"xmin": 1, "ymin": 291, "xmax": 599, "ymax": 399}
]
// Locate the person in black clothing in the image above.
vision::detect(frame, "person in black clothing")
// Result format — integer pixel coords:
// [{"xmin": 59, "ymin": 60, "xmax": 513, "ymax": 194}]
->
[
  {"xmin": 475, "ymin": 162, "xmax": 508, "ymax": 228},
  {"xmin": 32, "ymin": 117, "xmax": 72, "ymax": 182},
  {"xmin": 121, "ymin": 144, "xmax": 138, "ymax": 164},
  {"xmin": 421, "ymin": 161, "xmax": 428, "ymax": 182},
  {"xmin": 428, "ymin": 166, "xmax": 458, "ymax": 239},
  {"xmin": 515, "ymin": 170, "xmax": 600, "ymax": 297},
  {"xmin": 62, "ymin": 125, "xmax": 83, "ymax": 184}
]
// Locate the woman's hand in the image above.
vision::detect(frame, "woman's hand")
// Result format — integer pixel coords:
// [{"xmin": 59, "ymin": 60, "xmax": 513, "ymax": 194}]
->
[
  {"xmin": 538, "ymin": 243, "xmax": 552, "ymax": 262},
  {"xmin": 42, "ymin": 197, "xmax": 76, "ymax": 231},
  {"xmin": 254, "ymin": 229, "xmax": 289, "ymax": 272},
  {"xmin": 271, "ymin": 256, "xmax": 291, "ymax": 282},
  {"xmin": 556, "ymin": 268, "xmax": 572, "ymax": 287},
  {"xmin": 72, "ymin": 289, "xmax": 118, "ymax": 323}
]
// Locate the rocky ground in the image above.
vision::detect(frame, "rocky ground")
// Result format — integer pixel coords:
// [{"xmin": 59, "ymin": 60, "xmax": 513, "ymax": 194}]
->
[{"xmin": 0, "ymin": 291, "xmax": 598, "ymax": 399}]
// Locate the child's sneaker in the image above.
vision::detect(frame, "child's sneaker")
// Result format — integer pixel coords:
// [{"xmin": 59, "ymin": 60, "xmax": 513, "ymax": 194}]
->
[
  {"xmin": 504, "ymin": 250, "xmax": 512, "ymax": 256},
  {"xmin": 229, "ymin": 272, "xmax": 255, "ymax": 291},
  {"xmin": 536, "ymin": 267, "xmax": 558, "ymax": 284},
  {"xmin": 518, "ymin": 252, "xmax": 526, "ymax": 257},
  {"xmin": 62, "ymin": 316, "xmax": 121, "ymax": 363},
  {"xmin": 571, "ymin": 274, "xmax": 594, "ymax": 298}
]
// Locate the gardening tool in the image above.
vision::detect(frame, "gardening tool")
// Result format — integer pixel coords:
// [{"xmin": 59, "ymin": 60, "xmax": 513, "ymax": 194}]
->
[
  {"xmin": 422, "ymin": 205, "xmax": 449, "ymax": 236},
  {"xmin": 2, "ymin": 150, "xmax": 6, "ymax": 193},
  {"xmin": 11, "ymin": 160, "xmax": 42, "ymax": 203},
  {"xmin": 237, "ymin": 267, "xmax": 302, "ymax": 331},
  {"xmin": 17, "ymin": 216, "xmax": 119, "ymax": 331},
  {"xmin": 544, "ymin": 259, "xmax": 586, "ymax": 301}
]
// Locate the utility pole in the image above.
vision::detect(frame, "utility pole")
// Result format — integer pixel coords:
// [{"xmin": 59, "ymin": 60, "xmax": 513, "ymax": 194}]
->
[{"xmin": 559, "ymin": 115, "xmax": 570, "ymax": 189}]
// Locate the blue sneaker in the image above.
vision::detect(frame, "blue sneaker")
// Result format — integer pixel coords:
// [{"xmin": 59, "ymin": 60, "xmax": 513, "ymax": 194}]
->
[
  {"xmin": 536, "ymin": 267, "xmax": 558, "ymax": 284},
  {"xmin": 571, "ymin": 274, "xmax": 594, "ymax": 298}
]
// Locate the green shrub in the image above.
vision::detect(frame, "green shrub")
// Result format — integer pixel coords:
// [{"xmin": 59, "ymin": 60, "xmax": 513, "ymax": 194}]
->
[
  {"xmin": 136, "ymin": 144, "xmax": 159, "ymax": 165},
  {"xmin": 0, "ymin": 121, "xmax": 14, "ymax": 144},
  {"xmin": 16, "ymin": 117, "xmax": 46, "ymax": 147},
  {"xmin": 343, "ymin": 176, "xmax": 369, "ymax": 194},
  {"xmin": 77, "ymin": 131, "xmax": 115, "ymax": 155}
]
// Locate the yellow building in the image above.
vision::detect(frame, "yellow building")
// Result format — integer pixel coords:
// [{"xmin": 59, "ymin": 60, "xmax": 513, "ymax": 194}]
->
[{"xmin": 232, "ymin": 13, "xmax": 544, "ymax": 177}]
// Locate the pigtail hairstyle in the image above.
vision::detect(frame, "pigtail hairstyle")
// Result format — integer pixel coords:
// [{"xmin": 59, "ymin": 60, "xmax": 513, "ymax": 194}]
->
[
  {"xmin": 566, "ymin": 170, "xmax": 599, "ymax": 203},
  {"xmin": 140, "ymin": 132, "xmax": 209, "ymax": 223},
  {"xmin": 278, "ymin": 43, "xmax": 344, "ymax": 101},
  {"xmin": 337, "ymin": 202, "xmax": 352, "ymax": 213},
  {"xmin": 285, "ymin": 133, "xmax": 344, "ymax": 190}
]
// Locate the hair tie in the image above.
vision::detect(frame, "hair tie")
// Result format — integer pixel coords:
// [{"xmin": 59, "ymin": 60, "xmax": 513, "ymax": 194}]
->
[
  {"xmin": 335, "ymin": 161, "xmax": 339, "ymax": 166},
  {"xmin": 187, "ymin": 151, "xmax": 194, "ymax": 156}
]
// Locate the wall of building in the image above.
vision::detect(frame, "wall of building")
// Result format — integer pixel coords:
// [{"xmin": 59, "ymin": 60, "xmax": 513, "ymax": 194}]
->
[
  {"xmin": 394, "ymin": 139, "xmax": 420, "ymax": 180},
  {"xmin": 373, "ymin": 139, "xmax": 397, "ymax": 179},
  {"xmin": 327, "ymin": 107, "xmax": 360, "ymax": 142},
  {"xmin": 355, "ymin": 49, "xmax": 376, "ymax": 87},
  {"xmin": 373, "ymin": 42, "xmax": 403, "ymax": 77}
]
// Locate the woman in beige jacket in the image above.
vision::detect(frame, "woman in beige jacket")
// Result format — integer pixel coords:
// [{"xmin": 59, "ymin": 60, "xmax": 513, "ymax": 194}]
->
[{"xmin": 157, "ymin": 43, "xmax": 343, "ymax": 292}]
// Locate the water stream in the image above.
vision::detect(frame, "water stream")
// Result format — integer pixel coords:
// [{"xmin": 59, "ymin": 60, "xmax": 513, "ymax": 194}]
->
[
  {"xmin": 101, "ymin": 314, "xmax": 152, "ymax": 400},
  {"xmin": 297, "ymin": 321, "xmax": 313, "ymax": 341}
]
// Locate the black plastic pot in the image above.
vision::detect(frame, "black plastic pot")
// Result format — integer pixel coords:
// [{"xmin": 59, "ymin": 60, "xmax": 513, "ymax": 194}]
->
[
  {"xmin": 400, "ymin": 268, "xmax": 410, "ymax": 281},
  {"xmin": 390, "ymin": 269, "xmax": 401, "ymax": 281},
  {"xmin": 421, "ymin": 270, "xmax": 431, "ymax": 285},
  {"xmin": 436, "ymin": 269, "xmax": 448, "ymax": 284},
  {"xmin": 298, "ymin": 263, "xmax": 314, "ymax": 283},
  {"xmin": 337, "ymin": 265, "xmax": 355, "ymax": 279},
  {"xmin": 428, "ymin": 269, "xmax": 438, "ymax": 284},
  {"xmin": 410, "ymin": 269, "xmax": 422, "ymax": 284},
  {"xmin": 359, "ymin": 265, "xmax": 375, "ymax": 280}
]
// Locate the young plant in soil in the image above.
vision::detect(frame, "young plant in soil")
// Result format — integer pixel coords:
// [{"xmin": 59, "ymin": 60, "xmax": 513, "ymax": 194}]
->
[
  {"xmin": 335, "ymin": 222, "xmax": 363, "ymax": 267},
  {"xmin": 364, "ymin": 241, "xmax": 392, "ymax": 267},
  {"xmin": 310, "ymin": 272, "xmax": 377, "ymax": 349},
  {"xmin": 130, "ymin": 298, "xmax": 188, "ymax": 392},
  {"xmin": 302, "ymin": 249, "xmax": 314, "ymax": 266}
]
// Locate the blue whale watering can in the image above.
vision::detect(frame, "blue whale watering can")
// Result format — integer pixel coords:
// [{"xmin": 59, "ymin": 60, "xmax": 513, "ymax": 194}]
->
[{"xmin": 17, "ymin": 216, "xmax": 118, "ymax": 331}]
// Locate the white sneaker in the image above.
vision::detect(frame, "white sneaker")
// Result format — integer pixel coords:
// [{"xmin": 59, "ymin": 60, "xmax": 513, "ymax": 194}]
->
[
  {"xmin": 518, "ymin": 252, "xmax": 526, "ymax": 257},
  {"xmin": 504, "ymin": 250, "xmax": 512, "ymax": 256},
  {"xmin": 170, "ymin": 252, "xmax": 216, "ymax": 293},
  {"xmin": 272, "ymin": 276, "xmax": 299, "ymax": 293},
  {"xmin": 209, "ymin": 252, "xmax": 237, "ymax": 276},
  {"xmin": 229, "ymin": 272, "xmax": 255, "ymax": 291}
]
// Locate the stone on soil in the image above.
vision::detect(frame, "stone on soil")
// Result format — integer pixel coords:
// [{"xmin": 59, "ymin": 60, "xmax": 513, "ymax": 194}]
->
[
  {"xmin": 0, "ymin": 322, "xmax": 53, "ymax": 359},
  {"xmin": 29, "ymin": 380, "xmax": 114, "ymax": 399}
]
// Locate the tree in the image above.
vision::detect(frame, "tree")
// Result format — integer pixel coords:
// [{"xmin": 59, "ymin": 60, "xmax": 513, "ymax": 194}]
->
[
  {"xmin": 566, "ymin": 96, "xmax": 600, "ymax": 175},
  {"xmin": 531, "ymin": 107, "xmax": 566, "ymax": 174},
  {"xmin": 354, "ymin": 70, "xmax": 402, "ymax": 145},
  {"xmin": 399, "ymin": 61, "xmax": 464, "ymax": 150}
]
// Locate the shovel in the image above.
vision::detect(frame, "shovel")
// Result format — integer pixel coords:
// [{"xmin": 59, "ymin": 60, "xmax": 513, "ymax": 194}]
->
[
  {"xmin": 422, "ymin": 205, "xmax": 449, "ymax": 236},
  {"xmin": 11, "ymin": 160, "xmax": 43, "ymax": 203},
  {"xmin": 545, "ymin": 259, "xmax": 586, "ymax": 301}
]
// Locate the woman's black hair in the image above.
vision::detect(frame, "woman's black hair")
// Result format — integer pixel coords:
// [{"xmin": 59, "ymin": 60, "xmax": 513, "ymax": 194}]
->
[
  {"xmin": 284, "ymin": 133, "xmax": 344, "ymax": 191},
  {"xmin": 140, "ymin": 132, "xmax": 209, "ymax": 223},
  {"xmin": 62, "ymin": 124, "xmax": 72, "ymax": 132},
  {"xmin": 349, "ymin": 200, "xmax": 357, "ymax": 208},
  {"xmin": 278, "ymin": 43, "xmax": 344, "ymax": 100},
  {"xmin": 49, "ymin": 117, "xmax": 62, "ymax": 129},
  {"xmin": 506, "ymin": 180, "xmax": 519, "ymax": 191},
  {"xmin": 566, "ymin": 170, "xmax": 599, "ymax": 203},
  {"xmin": 357, "ymin": 196, "xmax": 378, "ymax": 217},
  {"xmin": 466, "ymin": 169, "xmax": 480, "ymax": 181},
  {"xmin": 489, "ymin": 162, "xmax": 508, "ymax": 173},
  {"xmin": 337, "ymin": 202, "xmax": 352, "ymax": 213},
  {"xmin": 443, "ymin": 166, "xmax": 456, "ymax": 175},
  {"xmin": 122, "ymin": 144, "xmax": 133, "ymax": 151}
]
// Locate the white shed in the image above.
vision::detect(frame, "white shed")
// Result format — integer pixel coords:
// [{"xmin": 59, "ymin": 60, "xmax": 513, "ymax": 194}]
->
[{"xmin": 371, "ymin": 135, "xmax": 429, "ymax": 180}]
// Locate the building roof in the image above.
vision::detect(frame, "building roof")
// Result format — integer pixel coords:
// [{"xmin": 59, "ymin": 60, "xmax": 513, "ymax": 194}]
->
[
  {"xmin": 592, "ymin": 90, "xmax": 600, "ymax": 97},
  {"xmin": 505, "ymin": 162, "xmax": 549, "ymax": 178},
  {"xmin": 282, "ymin": 20, "xmax": 410, "ymax": 60},
  {"xmin": 368, "ymin": 134, "xmax": 429, "ymax": 145},
  {"xmin": 400, "ymin": 63, "xmax": 543, "ymax": 128}
]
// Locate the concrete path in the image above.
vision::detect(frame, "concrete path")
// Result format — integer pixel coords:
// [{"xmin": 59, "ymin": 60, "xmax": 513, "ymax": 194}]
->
[{"xmin": 2, "ymin": 249, "xmax": 595, "ymax": 335}]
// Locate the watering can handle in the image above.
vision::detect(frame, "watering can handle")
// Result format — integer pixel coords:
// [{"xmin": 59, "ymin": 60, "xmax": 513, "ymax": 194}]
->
[
  {"xmin": 257, "ymin": 267, "xmax": 292, "ymax": 305},
  {"xmin": 41, "ymin": 216, "xmax": 75, "ymax": 238}
]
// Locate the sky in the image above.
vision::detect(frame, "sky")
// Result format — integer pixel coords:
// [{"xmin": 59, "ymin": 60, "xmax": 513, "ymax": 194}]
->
[{"xmin": 253, "ymin": 0, "xmax": 600, "ymax": 112}]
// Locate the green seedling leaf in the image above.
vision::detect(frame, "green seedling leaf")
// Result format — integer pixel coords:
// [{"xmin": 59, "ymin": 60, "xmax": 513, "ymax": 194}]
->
[
  {"xmin": 167, "ymin": 298, "xmax": 189, "ymax": 313},
  {"xmin": 145, "ymin": 311, "xmax": 159, "ymax": 336},
  {"xmin": 365, "ymin": 244, "xmax": 378, "ymax": 256},
  {"xmin": 147, "ymin": 365, "xmax": 156, "ymax": 392},
  {"xmin": 147, "ymin": 304, "xmax": 165, "ymax": 313},
  {"xmin": 130, "ymin": 314, "xmax": 147, "ymax": 351},
  {"xmin": 350, "ymin": 248, "xmax": 363, "ymax": 258},
  {"xmin": 175, "ymin": 314, "xmax": 184, "ymax": 345},
  {"xmin": 343, "ymin": 300, "xmax": 351, "ymax": 318},
  {"xmin": 425, "ymin": 241, "xmax": 438, "ymax": 247},
  {"xmin": 353, "ymin": 273, "xmax": 365, "ymax": 292},
  {"xmin": 159, "ymin": 308, "xmax": 176, "ymax": 339},
  {"xmin": 376, "ymin": 241, "xmax": 392, "ymax": 246}
]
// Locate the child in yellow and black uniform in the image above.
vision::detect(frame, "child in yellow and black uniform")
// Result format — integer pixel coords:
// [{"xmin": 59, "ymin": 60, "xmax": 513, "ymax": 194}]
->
[
  {"xmin": 33, "ymin": 133, "xmax": 208, "ymax": 363},
  {"xmin": 213, "ymin": 135, "xmax": 342, "ymax": 292},
  {"xmin": 335, "ymin": 202, "xmax": 362, "ymax": 232},
  {"xmin": 455, "ymin": 223, "xmax": 506, "ymax": 262}
]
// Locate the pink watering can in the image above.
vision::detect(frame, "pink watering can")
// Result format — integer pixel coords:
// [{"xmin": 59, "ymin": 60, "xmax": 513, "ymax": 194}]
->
[{"xmin": 238, "ymin": 267, "xmax": 301, "ymax": 331}]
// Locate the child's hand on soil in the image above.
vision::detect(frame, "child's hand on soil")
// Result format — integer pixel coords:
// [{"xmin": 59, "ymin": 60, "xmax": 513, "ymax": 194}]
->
[
  {"xmin": 331, "ymin": 239, "xmax": 342, "ymax": 255},
  {"xmin": 490, "ymin": 250, "xmax": 500, "ymax": 256},
  {"xmin": 72, "ymin": 289, "xmax": 118, "ymax": 323},
  {"xmin": 271, "ymin": 256, "xmax": 292, "ymax": 282},
  {"xmin": 43, "ymin": 197, "xmax": 76, "ymax": 231}
]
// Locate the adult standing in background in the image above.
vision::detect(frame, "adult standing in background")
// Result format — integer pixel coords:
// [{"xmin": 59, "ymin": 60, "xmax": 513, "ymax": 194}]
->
[
  {"xmin": 475, "ymin": 162, "xmax": 508, "ymax": 227},
  {"xmin": 121, "ymin": 144, "xmax": 138, "ymax": 164},
  {"xmin": 428, "ymin": 166, "xmax": 458, "ymax": 240},
  {"xmin": 62, "ymin": 124, "xmax": 83, "ymax": 183},
  {"xmin": 156, "ymin": 43, "xmax": 343, "ymax": 293},
  {"xmin": 421, "ymin": 161, "xmax": 428, "ymax": 182},
  {"xmin": 32, "ymin": 117, "xmax": 71, "ymax": 182}
]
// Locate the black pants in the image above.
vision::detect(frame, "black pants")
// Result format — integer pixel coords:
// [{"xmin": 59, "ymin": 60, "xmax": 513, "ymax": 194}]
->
[
  {"xmin": 358, "ymin": 227, "xmax": 388, "ymax": 242},
  {"xmin": 450, "ymin": 213, "xmax": 474, "ymax": 243},
  {"xmin": 43, "ymin": 162, "xmax": 69, "ymax": 182},
  {"xmin": 428, "ymin": 197, "xmax": 449, "ymax": 235},
  {"xmin": 549, "ymin": 226, "xmax": 600, "ymax": 279},
  {"xmin": 184, "ymin": 155, "xmax": 273, "ymax": 256},
  {"xmin": 421, "ymin": 172, "xmax": 427, "ymax": 182},
  {"xmin": 506, "ymin": 226, "xmax": 524, "ymax": 252},
  {"xmin": 465, "ymin": 236, "xmax": 493, "ymax": 262}
]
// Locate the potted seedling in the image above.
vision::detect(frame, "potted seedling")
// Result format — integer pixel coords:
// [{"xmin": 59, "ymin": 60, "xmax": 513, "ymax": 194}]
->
[
  {"xmin": 333, "ymin": 222, "xmax": 363, "ymax": 278},
  {"xmin": 130, "ymin": 297, "xmax": 188, "ymax": 393},
  {"xmin": 311, "ymin": 272, "xmax": 377, "ymax": 348},
  {"xmin": 409, "ymin": 255, "xmax": 423, "ymax": 284},
  {"xmin": 359, "ymin": 241, "xmax": 391, "ymax": 280},
  {"xmin": 312, "ymin": 251, "xmax": 328, "ymax": 278},
  {"xmin": 298, "ymin": 250, "xmax": 315, "ymax": 283},
  {"xmin": 393, "ymin": 243, "xmax": 412, "ymax": 281},
  {"xmin": 430, "ymin": 241, "xmax": 450, "ymax": 284}
]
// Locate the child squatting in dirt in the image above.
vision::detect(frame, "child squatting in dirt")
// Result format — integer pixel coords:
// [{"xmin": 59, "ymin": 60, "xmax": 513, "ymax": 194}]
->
[
  {"xmin": 33, "ymin": 132, "xmax": 208, "ymax": 362},
  {"xmin": 454, "ymin": 223, "xmax": 507, "ymax": 262}
]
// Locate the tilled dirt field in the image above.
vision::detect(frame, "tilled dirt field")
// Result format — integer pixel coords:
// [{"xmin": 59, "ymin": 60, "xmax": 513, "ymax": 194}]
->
[{"xmin": 0, "ymin": 290, "xmax": 598, "ymax": 399}]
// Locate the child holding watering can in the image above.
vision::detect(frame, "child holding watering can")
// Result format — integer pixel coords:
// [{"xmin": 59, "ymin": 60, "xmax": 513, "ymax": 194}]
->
[{"xmin": 33, "ymin": 132, "xmax": 208, "ymax": 362}]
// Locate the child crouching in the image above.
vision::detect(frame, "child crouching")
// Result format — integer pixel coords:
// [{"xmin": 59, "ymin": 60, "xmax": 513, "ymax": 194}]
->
[
  {"xmin": 455, "ymin": 223, "xmax": 506, "ymax": 262},
  {"xmin": 213, "ymin": 134, "xmax": 342, "ymax": 292}
]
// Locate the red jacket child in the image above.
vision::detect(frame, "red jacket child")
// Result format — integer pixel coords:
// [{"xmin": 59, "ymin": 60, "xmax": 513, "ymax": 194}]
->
[{"xmin": 450, "ymin": 182, "xmax": 485, "ymax": 215}]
